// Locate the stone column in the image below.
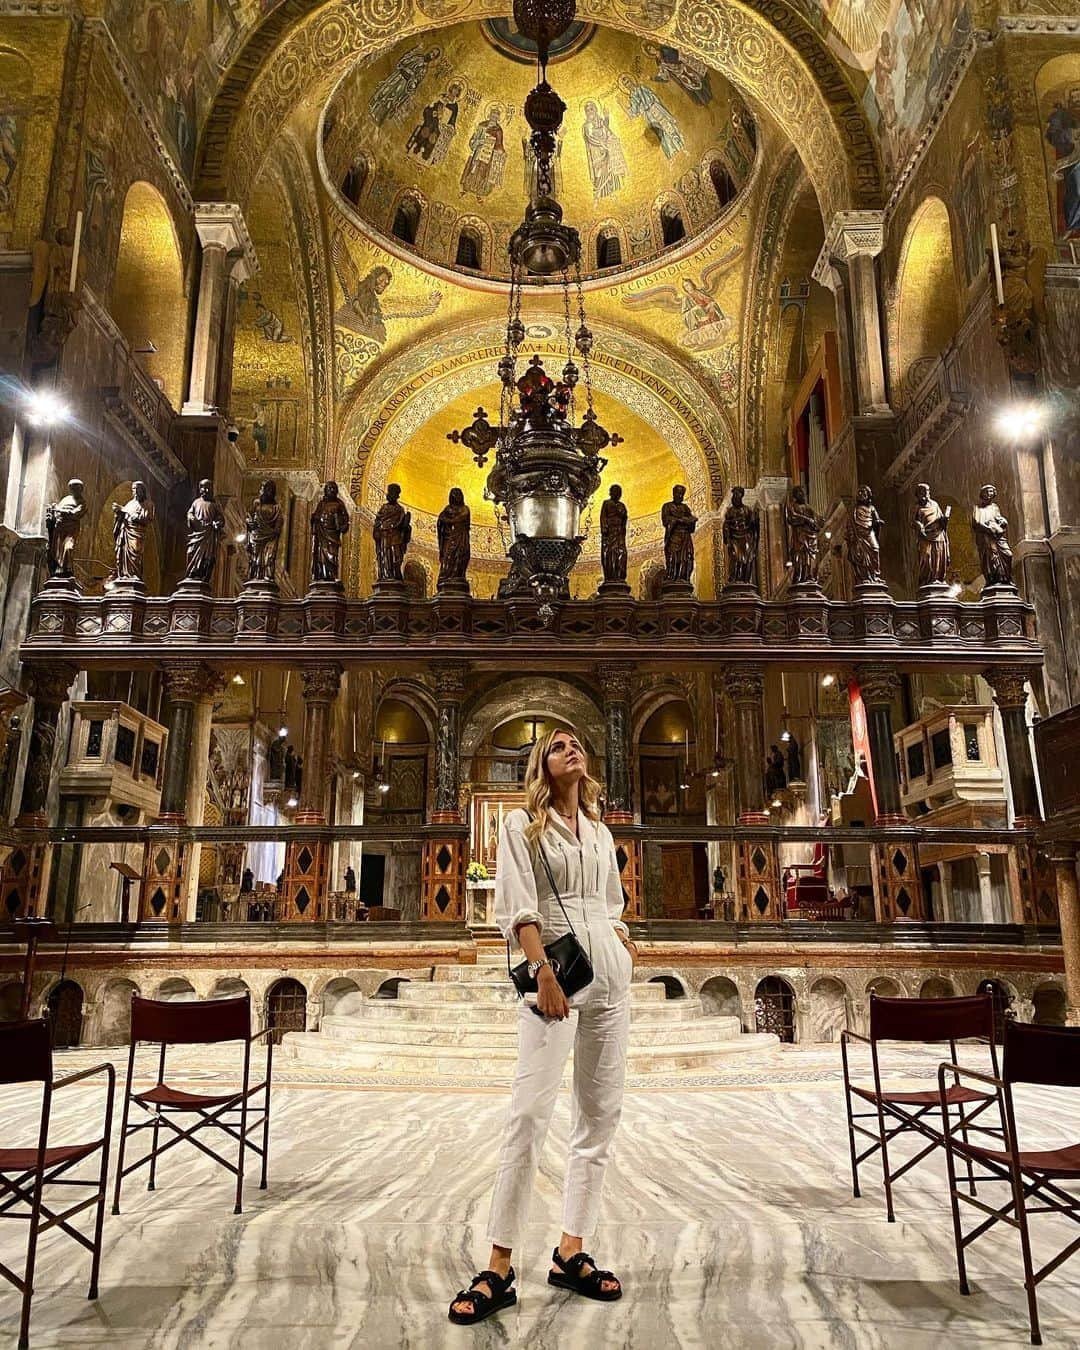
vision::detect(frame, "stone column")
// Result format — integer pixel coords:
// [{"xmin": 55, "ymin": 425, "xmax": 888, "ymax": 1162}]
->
[
  {"xmin": 0, "ymin": 662, "xmax": 77, "ymax": 917},
  {"xmin": 816, "ymin": 212, "xmax": 890, "ymax": 415},
  {"xmin": 725, "ymin": 669, "xmax": 780, "ymax": 921},
  {"xmin": 597, "ymin": 662, "xmax": 642, "ymax": 920},
  {"xmin": 423, "ymin": 661, "xmax": 468, "ymax": 920},
  {"xmin": 858, "ymin": 665, "xmax": 924, "ymax": 921},
  {"xmin": 140, "ymin": 661, "xmax": 224, "ymax": 921},
  {"xmin": 182, "ymin": 205, "xmax": 255, "ymax": 417},
  {"xmin": 282, "ymin": 663, "xmax": 342, "ymax": 921},
  {"xmin": 975, "ymin": 852, "xmax": 997, "ymax": 924},
  {"xmin": 936, "ymin": 860, "xmax": 955, "ymax": 924},
  {"xmin": 1050, "ymin": 847, "xmax": 1080, "ymax": 1026}
]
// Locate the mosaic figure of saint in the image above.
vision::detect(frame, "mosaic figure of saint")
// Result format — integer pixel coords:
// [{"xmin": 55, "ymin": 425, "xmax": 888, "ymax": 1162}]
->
[
  {"xmin": 582, "ymin": 101, "xmax": 628, "ymax": 200},
  {"xmin": 407, "ymin": 82, "xmax": 463, "ymax": 165},
  {"xmin": 0, "ymin": 114, "xmax": 19, "ymax": 212},
  {"xmin": 617, "ymin": 74, "xmax": 684, "ymax": 160},
  {"xmin": 643, "ymin": 43, "xmax": 713, "ymax": 106},
  {"xmin": 369, "ymin": 45, "xmax": 440, "ymax": 127},
  {"xmin": 1045, "ymin": 86, "xmax": 1080, "ymax": 238},
  {"xmin": 460, "ymin": 107, "xmax": 506, "ymax": 198},
  {"xmin": 331, "ymin": 231, "xmax": 442, "ymax": 342}
]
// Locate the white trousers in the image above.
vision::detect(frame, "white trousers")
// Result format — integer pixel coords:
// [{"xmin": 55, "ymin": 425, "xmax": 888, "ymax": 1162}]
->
[{"xmin": 486, "ymin": 935, "xmax": 631, "ymax": 1248}]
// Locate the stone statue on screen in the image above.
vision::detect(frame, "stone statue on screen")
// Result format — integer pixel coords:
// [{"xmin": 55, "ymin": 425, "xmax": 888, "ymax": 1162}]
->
[
  {"xmin": 436, "ymin": 487, "xmax": 471, "ymax": 593},
  {"xmin": 846, "ymin": 485, "xmax": 884, "ymax": 587},
  {"xmin": 786, "ymin": 733, "xmax": 803, "ymax": 783},
  {"xmin": 246, "ymin": 480, "xmax": 283, "ymax": 585},
  {"xmin": 662, "ymin": 484, "xmax": 696, "ymax": 586},
  {"xmin": 784, "ymin": 485, "xmax": 824, "ymax": 587},
  {"xmin": 45, "ymin": 478, "xmax": 86, "ymax": 578},
  {"xmin": 971, "ymin": 484, "xmax": 1015, "ymax": 588},
  {"xmin": 184, "ymin": 479, "xmax": 225, "ymax": 585},
  {"xmin": 722, "ymin": 485, "xmax": 759, "ymax": 588},
  {"xmin": 310, "ymin": 481, "xmax": 350, "ymax": 586},
  {"xmin": 912, "ymin": 483, "xmax": 951, "ymax": 589},
  {"xmin": 112, "ymin": 481, "xmax": 154, "ymax": 585},
  {"xmin": 765, "ymin": 744, "xmax": 787, "ymax": 793},
  {"xmin": 373, "ymin": 483, "xmax": 412, "ymax": 585},
  {"xmin": 267, "ymin": 735, "xmax": 285, "ymax": 783},
  {"xmin": 283, "ymin": 744, "xmax": 297, "ymax": 790},
  {"xmin": 600, "ymin": 484, "xmax": 629, "ymax": 588},
  {"xmin": 344, "ymin": 865, "xmax": 357, "ymax": 893}
]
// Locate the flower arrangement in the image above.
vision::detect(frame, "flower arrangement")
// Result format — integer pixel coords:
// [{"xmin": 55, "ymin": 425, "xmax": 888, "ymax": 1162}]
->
[{"xmin": 466, "ymin": 861, "xmax": 490, "ymax": 884}]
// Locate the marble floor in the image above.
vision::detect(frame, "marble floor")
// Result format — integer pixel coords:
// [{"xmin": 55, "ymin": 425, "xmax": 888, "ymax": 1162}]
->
[{"xmin": 3, "ymin": 1044, "xmax": 1080, "ymax": 1349}]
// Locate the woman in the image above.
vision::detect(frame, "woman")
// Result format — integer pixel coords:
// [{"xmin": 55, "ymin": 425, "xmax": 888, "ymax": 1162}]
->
[{"xmin": 449, "ymin": 725, "xmax": 638, "ymax": 1324}]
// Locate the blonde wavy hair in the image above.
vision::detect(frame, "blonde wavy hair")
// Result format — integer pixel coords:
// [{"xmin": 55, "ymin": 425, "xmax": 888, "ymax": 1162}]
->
[{"xmin": 522, "ymin": 724, "xmax": 602, "ymax": 851}]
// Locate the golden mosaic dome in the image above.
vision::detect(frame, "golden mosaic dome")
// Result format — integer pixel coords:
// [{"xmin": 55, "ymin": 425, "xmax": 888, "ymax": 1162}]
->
[{"xmin": 320, "ymin": 20, "xmax": 757, "ymax": 282}]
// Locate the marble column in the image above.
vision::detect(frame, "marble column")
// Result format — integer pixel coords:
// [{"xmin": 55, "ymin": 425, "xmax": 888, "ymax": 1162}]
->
[
  {"xmin": 597, "ymin": 662, "xmax": 642, "ymax": 921},
  {"xmin": 0, "ymin": 661, "xmax": 77, "ymax": 917},
  {"xmin": 140, "ymin": 661, "xmax": 224, "ymax": 921},
  {"xmin": 936, "ymin": 860, "xmax": 955, "ymax": 924},
  {"xmin": 724, "ymin": 669, "xmax": 780, "ymax": 921},
  {"xmin": 985, "ymin": 665, "xmax": 1049, "ymax": 924},
  {"xmin": 815, "ymin": 212, "xmax": 890, "ymax": 415},
  {"xmin": 857, "ymin": 665, "xmax": 924, "ymax": 921},
  {"xmin": 423, "ymin": 661, "xmax": 468, "ymax": 921},
  {"xmin": 282, "ymin": 663, "xmax": 342, "ymax": 922},
  {"xmin": 1050, "ymin": 846, "xmax": 1080, "ymax": 1025},
  {"xmin": 182, "ymin": 205, "xmax": 254, "ymax": 417}
]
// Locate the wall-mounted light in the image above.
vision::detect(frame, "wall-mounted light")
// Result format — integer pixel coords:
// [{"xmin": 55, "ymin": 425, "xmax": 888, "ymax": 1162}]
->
[
  {"xmin": 235, "ymin": 532, "xmax": 247, "ymax": 544},
  {"xmin": 821, "ymin": 673, "xmax": 836, "ymax": 688},
  {"xmin": 23, "ymin": 387, "xmax": 72, "ymax": 427},
  {"xmin": 378, "ymin": 781, "xmax": 390, "ymax": 794},
  {"xmin": 278, "ymin": 726, "xmax": 288, "ymax": 738},
  {"xmin": 286, "ymin": 795, "xmax": 298, "ymax": 808},
  {"xmin": 996, "ymin": 402, "xmax": 1045, "ymax": 440},
  {"xmin": 231, "ymin": 673, "xmax": 245, "ymax": 686}
]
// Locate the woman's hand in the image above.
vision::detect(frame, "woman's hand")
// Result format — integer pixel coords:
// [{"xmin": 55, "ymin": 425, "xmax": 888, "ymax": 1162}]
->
[
  {"xmin": 536, "ymin": 965, "xmax": 570, "ymax": 1020},
  {"xmin": 621, "ymin": 938, "xmax": 638, "ymax": 969}
]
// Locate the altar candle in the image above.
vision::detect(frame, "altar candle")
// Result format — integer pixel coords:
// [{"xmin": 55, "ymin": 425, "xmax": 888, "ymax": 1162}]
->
[
  {"xmin": 68, "ymin": 211, "xmax": 83, "ymax": 293},
  {"xmin": 989, "ymin": 224, "xmax": 1005, "ymax": 306}
]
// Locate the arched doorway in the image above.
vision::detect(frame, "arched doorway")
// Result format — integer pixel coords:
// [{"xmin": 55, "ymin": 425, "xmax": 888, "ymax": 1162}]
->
[
  {"xmin": 977, "ymin": 979, "xmax": 1015, "ymax": 1043},
  {"xmin": 267, "ymin": 977, "xmax": 307, "ymax": 1043},
  {"xmin": 809, "ymin": 977, "xmax": 847, "ymax": 1043},
  {"xmin": 100, "ymin": 978, "xmax": 139, "ymax": 1045},
  {"xmin": 755, "ymin": 976, "xmax": 796, "ymax": 1042},
  {"xmin": 46, "ymin": 980, "xmax": 84, "ymax": 1048},
  {"xmin": 920, "ymin": 976, "xmax": 955, "ymax": 999},
  {"xmin": 700, "ymin": 976, "xmax": 741, "ymax": 1021}
]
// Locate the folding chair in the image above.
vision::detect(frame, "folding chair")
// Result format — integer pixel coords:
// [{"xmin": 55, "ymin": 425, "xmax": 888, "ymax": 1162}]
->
[
  {"xmin": 940, "ymin": 1021, "xmax": 1080, "ymax": 1346},
  {"xmin": 0, "ymin": 1019, "xmax": 114, "ymax": 1350},
  {"xmin": 841, "ymin": 993, "xmax": 1001, "ymax": 1221},
  {"xmin": 111, "ymin": 994, "xmax": 272, "ymax": 1217}
]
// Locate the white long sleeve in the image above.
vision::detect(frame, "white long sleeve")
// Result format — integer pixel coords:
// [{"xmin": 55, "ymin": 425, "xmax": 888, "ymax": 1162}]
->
[
  {"xmin": 494, "ymin": 810, "xmax": 545, "ymax": 946},
  {"xmin": 603, "ymin": 827, "xmax": 629, "ymax": 937}
]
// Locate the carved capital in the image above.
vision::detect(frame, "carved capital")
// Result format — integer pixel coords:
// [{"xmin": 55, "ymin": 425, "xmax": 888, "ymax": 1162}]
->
[
  {"xmin": 193, "ymin": 202, "xmax": 257, "ymax": 272},
  {"xmin": 23, "ymin": 662, "xmax": 78, "ymax": 711},
  {"xmin": 822, "ymin": 209, "xmax": 886, "ymax": 261},
  {"xmin": 161, "ymin": 660, "xmax": 226, "ymax": 704},
  {"xmin": 724, "ymin": 668, "xmax": 765, "ymax": 704},
  {"xmin": 301, "ymin": 662, "xmax": 343, "ymax": 703},
  {"xmin": 596, "ymin": 662, "xmax": 633, "ymax": 703},
  {"xmin": 856, "ymin": 665, "xmax": 901, "ymax": 708},
  {"xmin": 432, "ymin": 660, "xmax": 469, "ymax": 702},
  {"xmin": 984, "ymin": 665, "xmax": 1029, "ymax": 711}
]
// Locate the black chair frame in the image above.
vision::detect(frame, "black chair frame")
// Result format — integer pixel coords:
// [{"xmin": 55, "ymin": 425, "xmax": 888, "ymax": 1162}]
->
[
  {"xmin": 939, "ymin": 1022, "xmax": 1080, "ymax": 1346},
  {"xmin": 841, "ymin": 993, "xmax": 1003, "ymax": 1221},
  {"xmin": 111, "ymin": 995, "xmax": 273, "ymax": 1217},
  {"xmin": 0, "ymin": 1020, "xmax": 115, "ymax": 1350}
]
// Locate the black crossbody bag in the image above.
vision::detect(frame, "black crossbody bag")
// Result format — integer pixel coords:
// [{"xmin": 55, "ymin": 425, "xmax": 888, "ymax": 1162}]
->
[{"xmin": 507, "ymin": 842, "xmax": 594, "ymax": 999}]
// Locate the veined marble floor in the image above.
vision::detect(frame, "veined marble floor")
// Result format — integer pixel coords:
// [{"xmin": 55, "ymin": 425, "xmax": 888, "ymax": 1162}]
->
[{"xmin": 3, "ymin": 1045, "xmax": 1080, "ymax": 1349}]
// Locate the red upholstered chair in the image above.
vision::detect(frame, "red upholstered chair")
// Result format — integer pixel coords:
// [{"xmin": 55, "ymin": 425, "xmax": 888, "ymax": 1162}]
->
[
  {"xmin": 0, "ymin": 1018, "xmax": 114, "ymax": 1350},
  {"xmin": 841, "ymin": 993, "xmax": 1001, "ymax": 1221},
  {"xmin": 111, "ymin": 994, "xmax": 272, "ymax": 1217},
  {"xmin": 939, "ymin": 1021, "xmax": 1080, "ymax": 1346}
]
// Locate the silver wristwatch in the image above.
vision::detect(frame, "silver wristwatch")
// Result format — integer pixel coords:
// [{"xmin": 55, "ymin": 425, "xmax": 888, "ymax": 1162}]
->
[{"xmin": 527, "ymin": 957, "xmax": 552, "ymax": 979}]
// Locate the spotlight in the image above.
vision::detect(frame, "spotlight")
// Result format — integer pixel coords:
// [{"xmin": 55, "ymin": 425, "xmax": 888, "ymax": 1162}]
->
[
  {"xmin": 378, "ymin": 781, "xmax": 390, "ymax": 794},
  {"xmin": 996, "ymin": 403, "xmax": 1045, "ymax": 439},
  {"xmin": 278, "ymin": 726, "xmax": 288, "ymax": 738},
  {"xmin": 23, "ymin": 388, "xmax": 72, "ymax": 427},
  {"xmin": 771, "ymin": 798, "xmax": 783, "ymax": 809},
  {"xmin": 235, "ymin": 532, "xmax": 247, "ymax": 544},
  {"xmin": 824, "ymin": 530, "xmax": 832, "ymax": 540},
  {"xmin": 351, "ymin": 770, "xmax": 361, "ymax": 780},
  {"xmin": 286, "ymin": 795, "xmax": 298, "ymax": 808},
  {"xmin": 231, "ymin": 673, "xmax": 245, "ymax": 686},
  {"xmin": 780, "ymin": 729, "xmax": 791, "ymax": 742},
  {"xmin": 821, "ymin": 673, "xmax": 836, "ymax": 688}
]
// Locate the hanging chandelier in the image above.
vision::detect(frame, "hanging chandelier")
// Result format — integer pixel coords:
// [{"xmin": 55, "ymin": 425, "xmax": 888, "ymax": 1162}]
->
[{"xmin": 448, "ymin": 0, "xmax": 620, "ymax": 605}]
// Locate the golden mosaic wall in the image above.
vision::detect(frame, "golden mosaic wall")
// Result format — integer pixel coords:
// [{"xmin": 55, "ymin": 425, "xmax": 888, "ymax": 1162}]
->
[{"xmin": 0, "ymin": 20, "xmax": 70, "ymax": 251}]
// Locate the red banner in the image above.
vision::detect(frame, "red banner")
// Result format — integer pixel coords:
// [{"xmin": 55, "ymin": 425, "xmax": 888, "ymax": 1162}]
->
[{"xmin": 848, "ymin": 677, "xmax": 878, "ymax": 818}]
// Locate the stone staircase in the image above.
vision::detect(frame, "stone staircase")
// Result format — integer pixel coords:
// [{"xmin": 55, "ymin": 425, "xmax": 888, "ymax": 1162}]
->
[{"xmin": 280, "ymin": 955, "xmax": 779, "ymax": 1080}]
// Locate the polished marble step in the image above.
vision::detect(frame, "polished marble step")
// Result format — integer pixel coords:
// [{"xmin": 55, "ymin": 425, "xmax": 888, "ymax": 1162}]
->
[
  {"xmin": 358, "ymin": 996, "xmax": 703, "ymax": 1024},
  {"xmin": 395, "ymin": 980, "xmax": 668, "ymax": 1005},
  {"xmin": 313, "ymin": 1013, "xmax": 743, "ymax": 1049}
]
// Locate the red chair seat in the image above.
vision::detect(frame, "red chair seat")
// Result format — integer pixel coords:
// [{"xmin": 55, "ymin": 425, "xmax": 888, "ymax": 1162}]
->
[
  {"xmin": 134, "ymin": 1084, "xmax": 243, "ymax": 1109},
  {"xmin": 851, "ymin": 1083, "xmax": 991, "ymax": 1107},
  {"xmin": 964, "ymin": 1141, "xmax": 1080, "ymax": 1178},
  {"xmin": 0, "ymin": 1142, "xmax": 99, "ymax": 1172}
]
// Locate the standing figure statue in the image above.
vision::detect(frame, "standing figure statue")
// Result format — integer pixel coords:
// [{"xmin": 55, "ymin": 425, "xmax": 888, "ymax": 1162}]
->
[
  {"xmin": 373, "ymin": 483, "xmax": 412, "ymax": 586},
  {"xmin": 722, "ymin": 485, "xmax": 759, "ymax": 588},
  {"xmin": 184, "ymin": 479, "xmax": 225, "ymax": 585},
  {"xmin": 765, "ymin": 744, "xmax": 787, "ymax": 794},
  {"xmin": 785, "ymin": 485, "xmax": 824, "ymax": 588},
  {"xmin": 846, "ymin": 485, "xmax": 885, "ymax": 588},
  {"xmin": 344, "ymin": 865, "xmax": 357, "ymax": 894},
  {"xmin": 112, "ymin": 480, "xmax": 154, "ymax": 585},
  {"xmin": 971, "ymin": 484, "xmax": 1015, "ymax": 588},
  {"xmin": 245, "ymin": 480, "xmax": 284, "ymax": 586},
  {"xmin": 599, "ymin": 484, "xmax": 629, "ymax": 590},
  {"xmin": 45, "ymin": 478, "xmax": 87, "ymax": 579},
  {"xmin": 436, "ymin": 487, "xmax": 471, "ymax": 594},
  {"xmin": 310, "ymin": 480, "xmax": 350, "ymax": 586},
  {"xmin": 786, "ymin": 733, "xmax": 803, "ymax": 783},
  {"xmin": 661, "ymin": 484, "xmax": 697, "ymax": 588},
  {"xmin": 912, "ymin": 482, "xmax": 951, "ymax": 590}
]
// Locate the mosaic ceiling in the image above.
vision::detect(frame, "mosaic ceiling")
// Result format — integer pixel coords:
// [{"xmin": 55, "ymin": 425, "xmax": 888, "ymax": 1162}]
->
[{"xmin": 320, "ymin": 20, "xmax": 756, "ymax": 280}]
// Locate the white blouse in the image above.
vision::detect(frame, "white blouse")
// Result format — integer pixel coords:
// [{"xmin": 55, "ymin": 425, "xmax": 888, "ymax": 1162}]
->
[{"xmin": 494, "ymin": 806, "xmax": 630, "ymax": 947}]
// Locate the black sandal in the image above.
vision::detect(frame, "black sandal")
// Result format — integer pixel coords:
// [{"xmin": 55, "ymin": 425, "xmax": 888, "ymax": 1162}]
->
[
  {"xmin": 547, "ymin": 1248, "xmax": 622, "ymax": 1301},
  {"xmin": 448, "ymin": 1267, "xmax": 517, "ymax": 1325}
]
